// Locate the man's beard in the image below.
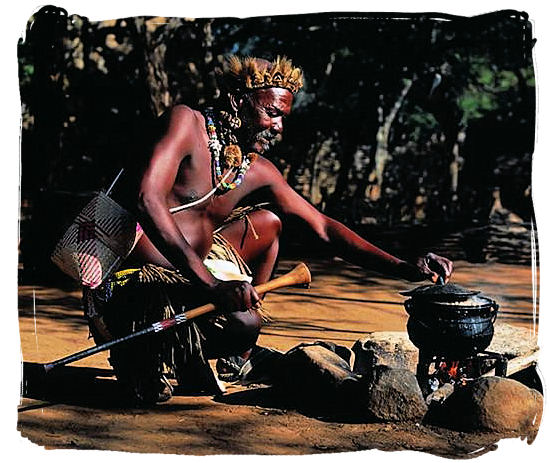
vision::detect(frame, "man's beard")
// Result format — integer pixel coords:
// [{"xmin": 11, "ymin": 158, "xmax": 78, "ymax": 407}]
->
[{"xmin": 245, "ymin": 129, "xmax": 282, "ymax": 153}]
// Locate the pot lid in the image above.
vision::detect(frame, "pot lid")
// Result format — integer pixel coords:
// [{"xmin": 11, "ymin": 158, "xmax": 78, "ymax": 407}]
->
[
  {"xmin": 426, "ymin": 294, "xmax": 495, "ymax": 308},
  {"xmin": 400, "ymin": 282, "xmax": 480, "ymax": 301}
]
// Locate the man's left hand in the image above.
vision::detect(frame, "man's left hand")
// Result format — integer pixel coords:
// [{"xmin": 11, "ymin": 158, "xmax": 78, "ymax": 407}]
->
[{"xmin": 412, "ymin": 253, "xmax": 453, "ymax": 283}]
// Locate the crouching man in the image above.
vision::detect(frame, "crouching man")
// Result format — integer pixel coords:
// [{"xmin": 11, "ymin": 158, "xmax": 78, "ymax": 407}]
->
[{"xmin": 85, "ymin": 56, "xmax": 452, "ymax": 405}]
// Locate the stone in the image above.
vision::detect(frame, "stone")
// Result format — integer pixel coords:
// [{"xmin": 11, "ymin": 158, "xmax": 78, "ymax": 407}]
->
[
  {"xmin": 436, "ymin": 377, "xmax": 543, "ymax": 443},
  {"xmin": 276, "ymin": 342, "xmax": 360, "ymax": 409},
  {"xmin": 361, "ymin": 365, "xmax": 428, "ymax": 423},
  {"xmin": 352, "ymin": 332, "xmax": 418, "ymax": 373},
  {"xmin": 488, "ymin": 323, "xmax": 538, "ymax": 359},
  {"xmin": 426, "ymin": 383, "xmax": 455, "ymax": 406}
]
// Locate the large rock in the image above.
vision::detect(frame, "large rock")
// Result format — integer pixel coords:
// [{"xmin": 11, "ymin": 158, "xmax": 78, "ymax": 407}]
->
[
  {"xmin": 361, "ymin": 365, "xmax": 428, "ymax": 423},
  {"xmin": 488, "ymin": 323, "xmax": 538, "ymax": 358},
  {"xmin": 436, "ymin": 377, "xmax": 543, "ymax": 443},
  {"xmin": 352, "ymin": 332, "xmax": 418, "ymax": 373},
  {"xmin": 276, "ymin": 342, "xmax": 360, "ymax": 410}
]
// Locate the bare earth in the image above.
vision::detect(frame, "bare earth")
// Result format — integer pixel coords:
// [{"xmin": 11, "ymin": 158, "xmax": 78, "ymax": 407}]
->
[{"xmin": 17, "ymin": 258, "xmax": 541, "ymax": 457}]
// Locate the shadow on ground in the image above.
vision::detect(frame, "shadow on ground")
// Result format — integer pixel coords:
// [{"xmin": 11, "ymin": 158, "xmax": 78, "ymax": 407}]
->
[{"xmin": 21, "ymin": 362, "xmax": 127, "ymax": 410}]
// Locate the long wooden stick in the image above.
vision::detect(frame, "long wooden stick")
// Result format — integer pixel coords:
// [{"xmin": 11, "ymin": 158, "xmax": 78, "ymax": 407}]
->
[{"xmin": 42, "ymin": 263, "xmax": 311, "ymax": 373}]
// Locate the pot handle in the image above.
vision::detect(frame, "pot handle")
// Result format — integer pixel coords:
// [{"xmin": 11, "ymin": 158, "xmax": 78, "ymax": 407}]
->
[{"xmin": 491, "ymin": 302, "xmax": 500, "ymax": 323}]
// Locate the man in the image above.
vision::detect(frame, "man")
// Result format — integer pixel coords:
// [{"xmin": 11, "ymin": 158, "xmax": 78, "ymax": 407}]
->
[{"xmin": 96, "ymin": 56, "xmax": 452, "ymax": 405}]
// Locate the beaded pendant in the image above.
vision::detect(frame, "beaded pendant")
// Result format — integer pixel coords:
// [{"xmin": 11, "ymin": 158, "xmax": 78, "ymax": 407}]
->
[{"xmin": 205, "ymin": 108, "xmax": 254, "ymax": 192}]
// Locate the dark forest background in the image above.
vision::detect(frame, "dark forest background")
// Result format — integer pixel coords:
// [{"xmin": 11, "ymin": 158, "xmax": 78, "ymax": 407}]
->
[{"xmin": 17, "ymin": 6, "xmax": 537, "ymax": 283}]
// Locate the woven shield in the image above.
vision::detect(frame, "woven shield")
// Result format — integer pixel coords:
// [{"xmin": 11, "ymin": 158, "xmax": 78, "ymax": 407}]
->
[{"xmin": 51, "ymin": 192, "xmax": 143, "ymax": 288}]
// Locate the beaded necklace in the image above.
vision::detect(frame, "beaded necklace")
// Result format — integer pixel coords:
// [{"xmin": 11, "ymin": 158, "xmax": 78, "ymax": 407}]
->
[{"xmin": 204, "ymin": 108, "xmax": 253, "ymax": 192}]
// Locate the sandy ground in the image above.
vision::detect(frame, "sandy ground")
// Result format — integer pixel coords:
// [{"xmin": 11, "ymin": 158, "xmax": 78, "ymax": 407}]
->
[{"xmin": 16, "ymin": 257, "xmax": 541, "ymax": 457}]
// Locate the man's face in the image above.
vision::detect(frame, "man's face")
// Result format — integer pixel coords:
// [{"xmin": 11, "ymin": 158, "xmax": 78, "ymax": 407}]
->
[{"xmin": 238, "ymin": 87, "xmax": 293, "ymax": 154}]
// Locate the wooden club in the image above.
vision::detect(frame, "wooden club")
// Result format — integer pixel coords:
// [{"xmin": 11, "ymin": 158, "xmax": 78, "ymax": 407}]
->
[{"xmin": 39, "ymin": 262, "xmax": 311, "ymax": 373}]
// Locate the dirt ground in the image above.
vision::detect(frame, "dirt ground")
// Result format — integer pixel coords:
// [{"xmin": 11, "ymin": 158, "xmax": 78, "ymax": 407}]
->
[{"xmin": 16, "ymin": 257, "xmax": 541, "ymax": 457}]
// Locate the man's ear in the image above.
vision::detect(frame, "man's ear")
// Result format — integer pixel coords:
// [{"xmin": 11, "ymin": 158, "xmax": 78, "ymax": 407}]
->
[{"xmin": 229, "ymin": 93, "xmax": 244, "ymax": 112}]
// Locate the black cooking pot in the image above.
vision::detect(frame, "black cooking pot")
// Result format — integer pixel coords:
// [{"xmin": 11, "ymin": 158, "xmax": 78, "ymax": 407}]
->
[{"xmin": 401, "ymin": 280, "xmax": 499, "ymax": 358}]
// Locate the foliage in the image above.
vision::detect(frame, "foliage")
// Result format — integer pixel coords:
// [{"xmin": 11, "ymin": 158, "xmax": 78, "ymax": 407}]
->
[{"xmin": 17, "ymin": 8, "xmax": 536, "ymax": 272}]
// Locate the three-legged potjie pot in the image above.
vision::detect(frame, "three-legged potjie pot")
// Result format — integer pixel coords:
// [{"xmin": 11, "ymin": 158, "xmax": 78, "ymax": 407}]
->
[{"xmin": 400, "ymin": 280, "xmax": 506, "ymax": 395}]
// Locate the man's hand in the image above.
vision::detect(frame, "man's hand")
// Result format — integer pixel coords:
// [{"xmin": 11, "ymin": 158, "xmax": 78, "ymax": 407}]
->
[
  {"xmin": 411, "ymin": 253, "xmax": 453, "ymax": 283},
  {"xmin": 206, "ymin": 280, "xmax": 262, "ymax": 312}
]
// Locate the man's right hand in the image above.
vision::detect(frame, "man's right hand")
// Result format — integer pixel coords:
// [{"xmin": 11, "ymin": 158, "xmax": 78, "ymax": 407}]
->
[{"xmin": 206, "ymin": 280, "xmax": 261, "ymax": 312}]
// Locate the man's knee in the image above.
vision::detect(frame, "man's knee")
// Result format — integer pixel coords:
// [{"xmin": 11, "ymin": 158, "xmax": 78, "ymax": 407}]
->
[
  {"xmin": 212, "ymin": 310, "xmax": 262, "ymax": 358},
  {"xmin": 226, "ymin": 309, "xmax": 262, "ymax": 337},
  {"xmin": 251, "ymin": 209, "xmax": 282, "ymax": 239},
  {"xmin": 201, "ymin": 310, "xmax": 262, "ymax": 359}
]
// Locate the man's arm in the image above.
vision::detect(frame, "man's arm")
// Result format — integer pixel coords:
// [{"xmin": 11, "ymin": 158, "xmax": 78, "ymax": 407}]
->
[
  {"xmin": 256, "ymin": 158, "xmax": 452, "ymax": 282},
  {"xmin": 137, "ymin": 106, "xmax": 217, "ymax": 288},
  {"xmin": 137, "ymin": 106, "xmax": 260, "ymax": 310}
]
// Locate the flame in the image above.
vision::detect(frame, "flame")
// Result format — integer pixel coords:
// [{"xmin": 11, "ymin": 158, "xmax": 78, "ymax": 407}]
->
[
  {"xmin": 448, "ymin": 361, "xmax": 460, "ymax": 378},
  {"xmin": 434, "ymin": 360, "xmax": 462, "ymax": 383}
]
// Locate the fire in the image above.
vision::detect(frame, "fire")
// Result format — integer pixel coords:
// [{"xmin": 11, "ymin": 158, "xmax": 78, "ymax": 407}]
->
[
  {"xmin": 448, "ymin": 361, "xmax": 460, "ymax": 378},
  {"xmin": 432, "ymin": 359, "xmax": 464, "ymax": 388},
  {"xmin": 422, "ymin": 353, "xmax": 508, "ymax": 394}
]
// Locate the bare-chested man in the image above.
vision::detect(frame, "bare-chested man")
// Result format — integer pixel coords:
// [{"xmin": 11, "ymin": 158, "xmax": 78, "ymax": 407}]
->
[{"xmin": 98, "ymin": 56, "xmax": 452, "ymax": 405}]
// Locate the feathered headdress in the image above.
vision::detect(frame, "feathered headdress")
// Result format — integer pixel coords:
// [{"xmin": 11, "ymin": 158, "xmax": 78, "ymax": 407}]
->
[{"xmin": 221, "ymin": 55, "xmax": 303, "ymax": 95}]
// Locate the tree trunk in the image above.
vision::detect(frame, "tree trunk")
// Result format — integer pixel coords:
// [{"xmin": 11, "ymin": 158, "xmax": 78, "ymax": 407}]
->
[
  {"xmin": 366, "ymin": 78, "xmax": 414, "ymax": 201},
  {"xmin": 136, "ymin": 17, "xmax": 180, "ymax": 116}
]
